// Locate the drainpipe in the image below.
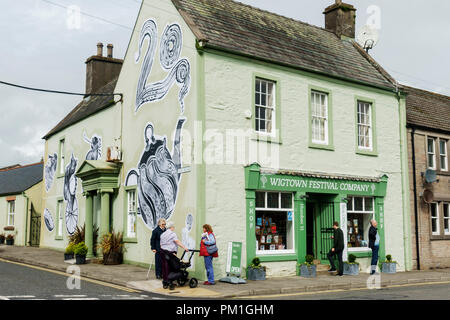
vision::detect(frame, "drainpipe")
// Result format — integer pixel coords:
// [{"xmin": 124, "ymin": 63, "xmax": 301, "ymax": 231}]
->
[
  {"xmin": 23, "ymin": 192, "xmax": 29, "ymax": 246},
  {"xmin": 410, "ymin": 127, "xmax": 421, "ymax": 270}
]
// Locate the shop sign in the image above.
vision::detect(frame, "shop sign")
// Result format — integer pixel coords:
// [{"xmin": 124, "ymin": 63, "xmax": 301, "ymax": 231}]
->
[
  {"xmin": 260, "ymin": 174, "xmax": 380, "ymax": 196},
  {"xmin": 225, "ymin": 241, "xmax": 242, "ymax": 276}
]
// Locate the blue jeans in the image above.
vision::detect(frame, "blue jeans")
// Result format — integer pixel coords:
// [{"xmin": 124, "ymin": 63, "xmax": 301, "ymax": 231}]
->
[
  {"xmin": 371, "ymin": 245, "xmax": 379, "ymax": 271},
  {"xmin": 204, "ymin": 256, "xmax": 215, "ymax": 284}
]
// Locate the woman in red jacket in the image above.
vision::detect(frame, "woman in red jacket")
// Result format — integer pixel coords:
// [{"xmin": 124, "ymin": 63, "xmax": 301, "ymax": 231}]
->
[{"xmin": 199, "ymin": 224, "xmax": 218, "ymax": 285}]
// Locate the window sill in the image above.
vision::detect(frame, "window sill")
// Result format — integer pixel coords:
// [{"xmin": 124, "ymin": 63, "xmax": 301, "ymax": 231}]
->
[
  {"xmin": 347, "ymin": 249, "xmax": 372, "ymax": 258},
  {"xmin": 56, "ymin": 173, "xmax": 65, "ymax": 179},
  {"xmin": 430, "ymin": 236, "xmax": 450, "ymax": 241},
  {"xmin": 257, "ymin": 252, "xmax": 297, "ymax": 262},
  {"xmin": 124, "ymin": 237, "xmax": 138, "ymax": 243},
  {"xmin": 309, "ymin": 142, "xmax": 334, "ymax": 151},
  {"xmin": 251, "ymin": 132, "xmax": 282, "ymax": 144},
  {"xmin": 356, "ymin": 149, "xmax": 378, "ymax": 157},
  {"xmin": 55, "ymin": 236, "xmax": 63, "ymax": 241}
]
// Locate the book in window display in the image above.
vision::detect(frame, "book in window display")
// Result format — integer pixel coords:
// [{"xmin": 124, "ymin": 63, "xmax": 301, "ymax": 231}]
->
[
  {"xmin": 270, "ymin": 244, "xmax": 276, "ymax": 251},
  {"xmin": 267, "ymin": 234, "xmax": 272, "ymax": 244}
]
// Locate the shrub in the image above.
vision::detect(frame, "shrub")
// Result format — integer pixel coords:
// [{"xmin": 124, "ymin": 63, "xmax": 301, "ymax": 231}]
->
[
  {"xmin": 299, "ymin": 254, "xmax": 315, "ymax": 266},
  {"xmin": 386, "ymin": 254, "xmax": 392, "ymax": 262},
  {"xmin": 74, "ymin": 242, "xmax": 88, "ymax": 256},
  {"xmin": 347, "ymin": 253, "xmax": 359, "ymax": 265},
  {"xmin": 250, "ymin": 257, "xmax": 263, "ymax": 269},
  {"xmin": 69, "ymin": 224, "xmax": 99, "ymax": 255},
  {"xmin": 65, "ymin": 242, "xmax": 76, "ymax": 254},
  {"xmin": 6, "ymin": 234, "xmax": 14, "ymax": 240},
  {"xmin": 0, "ymin": 234, "xmax": 5, "ymax": 241},
  {"xmin": 98, "ymin": 230, "xmax": 124, "ymax": 255}
]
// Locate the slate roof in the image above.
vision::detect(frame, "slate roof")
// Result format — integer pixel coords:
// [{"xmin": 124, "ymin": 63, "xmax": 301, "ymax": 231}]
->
[
  {"xmin": 402, "ymin": 85, "xmax": 450, "ymax": 133},
  {"xmin": 43, "ymin": 77, "xmax": 118, "ymax": 140},
  {"xmin": 171, "ymin": 0, "xmax": 396, "ymax": 90},
  {"xmin": 0, "ymin": 162, "xmax": 43, "ymax": 196}
]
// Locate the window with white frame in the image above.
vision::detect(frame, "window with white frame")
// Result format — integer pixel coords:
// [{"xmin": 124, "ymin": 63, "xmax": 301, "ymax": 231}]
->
[
  {"xmin": 346, "ymin": 196, "xmax": 374, "ymax": 249},
  {"xmin": 311, "ymin": 91, "xmax": 328, "ymax": 144},
  {"xmin": 59, "ymin": 139, "xmax": 65, "ymax": 174},
  {"xmin": 430, "ymin": 202, "xmax": 440, "ymax": 236},
  {"xmin": 444, "ymin": 203, "xmax": 450, "ymax": 235},
  {"xmin": 7, "ymin": 200, "xmax": 15, "ymax": 226},
  {"xmin": 439, "ymin": 139, "xmax": 448, "ymax": 171},
  {"xmin": 127, "ymin": 189, "xmax": 137, "ymax": 238},
  {"xmin": 427, "ymin": 137, "xmax": 436, "ymax": 169},
  {"xmin": 255, "ymin": 191, "xmax": 294, "ymax": 253},
  {"xmin": 57, "ymin": 200, "xmax": 63, "ymax": 238},
  {"xmin": 255, "ymin": 78, "xmax": 275, "ymax": 135},
  {"xmin": 357, "ymin": 101, "xmax": 373, "ymax": 150}
]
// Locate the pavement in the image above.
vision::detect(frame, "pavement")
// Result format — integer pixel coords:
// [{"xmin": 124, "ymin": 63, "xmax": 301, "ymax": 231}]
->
[{"xmin": 1, "ymin": 244, "xmax": 450, "ymax": 299}]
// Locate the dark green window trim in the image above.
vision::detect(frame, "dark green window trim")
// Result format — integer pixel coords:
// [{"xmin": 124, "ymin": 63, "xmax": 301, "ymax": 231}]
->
[
  {"xmin": 348, "ymin": 251, "xmax": 372, "ymax": 258},
  {"xmin": 55, "ymin": 197, "xmax": 64, "ymax": 240},
  {"xmin": 56, "ymin": 137, "xmax": 66, "ymax": 178},
  {"xmin": 308, "ymin": 85, "xmax": 334, "ymax": 151},
  {"xmin": 251, "ymin": 72, "xmax": 282, "ymax": 144},
  {"xmin": 123, "ymin": 186, "xmax": 138, "ymax": 243},
  {"xmin": 355, "ymin": 96, "xmax": 378, "ymax": 157}
]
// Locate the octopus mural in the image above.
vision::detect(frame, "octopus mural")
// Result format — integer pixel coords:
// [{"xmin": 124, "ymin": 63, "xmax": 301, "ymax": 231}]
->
[
  {"xmin": 63, "ymin": 153, "xmax": 79, "ymax": 235},
  {"xmin": 135, "ymin": 19, "xmax": 190, "ymax": 113},
  {"xmin": 83, "ymin": 131, "xmax": 102, "ymax": 160},
  {"xmin": 44, "ymin": 153, "xmax": 57, "ymax": 192},
  {"xmin": 126, "ymin": 118, "xmax": 185, "ymax": 229},
  {"xmin": 44, "ymin": 208, "xmax": 54, "ymax": 232}
]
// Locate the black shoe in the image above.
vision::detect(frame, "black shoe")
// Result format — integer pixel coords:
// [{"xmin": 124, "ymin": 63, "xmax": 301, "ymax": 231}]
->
[
  {"xmin": 156, "ymin": 275, "xmax": 162, "ymax": 279},
  {"xmin": 169, "ymin": 284, "xmax": 176, "ymax": 290},
  {"xmin": 370, "ymin": 271, "xmax": 375, "ymax": 275},
  {"xmin": 328, "ymin": 268, "xmax": 337, "ymax": 272},
  {"xmin": 336, "ymin": 273, "xmax": 343, "ymax": 276}
]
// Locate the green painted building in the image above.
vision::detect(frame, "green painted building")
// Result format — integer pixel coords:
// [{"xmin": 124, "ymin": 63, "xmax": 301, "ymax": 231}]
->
[{"xmin": 40, "ymin": 0, "xmax": 412, "ymax": 280}]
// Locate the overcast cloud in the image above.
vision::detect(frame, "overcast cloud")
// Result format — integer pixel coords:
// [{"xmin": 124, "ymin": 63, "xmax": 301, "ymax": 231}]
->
[{"xmin": 0, "ymin": 0, "xmax": 449, "ymax": 167}]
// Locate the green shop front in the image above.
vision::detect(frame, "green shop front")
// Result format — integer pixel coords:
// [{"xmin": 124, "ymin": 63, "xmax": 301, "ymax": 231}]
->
[{"xmin": 245, "ymin": 163, "xmax": 388, "ymax": 274}]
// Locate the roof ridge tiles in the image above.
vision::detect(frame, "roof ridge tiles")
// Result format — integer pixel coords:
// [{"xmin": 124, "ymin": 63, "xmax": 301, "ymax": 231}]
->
[{"xmin": 0, "ymin": 161, "xmax": 44, "ymax": 172}]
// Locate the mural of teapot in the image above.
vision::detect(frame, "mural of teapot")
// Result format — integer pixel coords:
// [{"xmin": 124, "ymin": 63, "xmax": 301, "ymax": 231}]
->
[{"xmin": 126, "ymin": 117, "xmax": 185, "ymax": 229}]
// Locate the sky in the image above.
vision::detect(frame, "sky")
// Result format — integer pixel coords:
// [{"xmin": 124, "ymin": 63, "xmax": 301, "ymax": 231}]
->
[{"xmin": 0, "ymin": 0, "xmax": 449, "ymax": 167}]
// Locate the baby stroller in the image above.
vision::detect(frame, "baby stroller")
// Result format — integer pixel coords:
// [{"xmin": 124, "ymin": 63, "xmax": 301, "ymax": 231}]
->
[{"xmin": 164, "ymin": 249, "xmax": 199, "ymax": 290}]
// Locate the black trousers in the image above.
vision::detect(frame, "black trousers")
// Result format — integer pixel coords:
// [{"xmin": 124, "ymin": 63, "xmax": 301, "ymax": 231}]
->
[
  {"xmin": 327, "ymin": 249, "xmax": 343, "ymax": 275},
  {"xmin": 155, "ymin": 250, "xmax": 162, "ymax": 277}
]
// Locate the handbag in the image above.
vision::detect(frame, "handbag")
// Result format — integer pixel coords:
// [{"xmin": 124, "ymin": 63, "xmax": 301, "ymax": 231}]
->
[{"xmin": 205, "ymin": 234, "xmax": 218, "ymax": 255}]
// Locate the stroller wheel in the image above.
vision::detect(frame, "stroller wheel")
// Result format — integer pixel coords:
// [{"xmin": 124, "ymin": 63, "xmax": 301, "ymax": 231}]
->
[
  {"xmin": 177, "ymin": 278, "xmax": 186, "ymax": 287},
  {"xmin": 189, "ymin": 278, "xmax": 198, "ymax": 288}
]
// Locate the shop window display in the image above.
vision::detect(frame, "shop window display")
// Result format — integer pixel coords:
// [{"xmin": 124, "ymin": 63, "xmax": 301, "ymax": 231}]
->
[
  {"xmin": 346, "ymin": 196, "xmax": 374, "ymax": 249},
  {"xmin": 255, "ymin": 192, "xmax": 294, "ymax": 253}
]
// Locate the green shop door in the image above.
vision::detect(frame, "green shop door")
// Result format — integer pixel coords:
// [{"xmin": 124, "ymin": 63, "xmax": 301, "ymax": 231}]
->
[{"xmin": 317, "ymin": 202, "xmax": 335, "ymax": 262}]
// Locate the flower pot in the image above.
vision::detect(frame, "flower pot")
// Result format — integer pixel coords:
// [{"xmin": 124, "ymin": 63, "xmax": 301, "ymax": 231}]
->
[
  {"xmin": 343, "ymin": 263, "xmax": 359, "ymax": 275},
  {"xmin": 300, "ymin": 264, "xmax": 316, "ymax": 278},
  {"xmin": 103, "ymin": 252, "xmax": 123, "ymax": 265},
  {"xmin": 75, "ymin": 254, "xmax": 86, "ymax": 265},
  {"xmin": 381, "ymin": 262, "xmax": 396, "ymax": 274},
  {"xmin": 64, "ymin": 253, "xmax": 74, "ymax": 260},
  {"xmin": 6, "ymin": 239, "xmax": 14, "ymax": 245},
  {"xmin": 247, "ymin": 267, "xmax": 266, "ymax": 280},
  {"xmin": 0, "ymin": 238, "xmax": 5, "ymax": 245}
]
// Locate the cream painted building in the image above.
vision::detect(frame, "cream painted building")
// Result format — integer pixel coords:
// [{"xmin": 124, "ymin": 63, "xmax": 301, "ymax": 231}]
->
[{"xmin": 40, "ymin": 0, "xmax": 412, "ymax": 280}]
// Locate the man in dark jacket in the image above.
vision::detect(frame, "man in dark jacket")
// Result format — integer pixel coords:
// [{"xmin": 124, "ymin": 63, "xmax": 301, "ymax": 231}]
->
[
  {"xmin": 368, "ymin": 219, "xmax": 380, "ymax": 275},
  {"xmin": 327, "ymin": 221, "xmax": 344, "ymax": 276},
  {"xmin": 151, "ymin": 218, "xmax": 166, "ymax": 279}
]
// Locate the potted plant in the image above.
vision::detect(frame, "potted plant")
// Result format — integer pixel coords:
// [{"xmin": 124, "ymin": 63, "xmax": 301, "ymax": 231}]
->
[
  {"xmin": 381, "ymin": 254, "xmax": 397, "ymax": 274},
  {"xmin": 98, "ymin": 230, "xmax": 124, "ymax": 265},
  {"xmin": 74, "ymin": 242, "xmax": 88, "ymax": 265},
  {"xmin": 298, "ymin": 254, "xmax": 316, "ymax": 278},
  {"xmin": 0, "ymin": 234, "xmax": 5, "ymax": 245},
  {"xmin": 247, "ymin": 257, "xmax": 266, "ymax": 280},
  {"xmin": 5, "ymin": 234, "xmax": 14, "ymax": 245},
  {"xmin": 343, "ymin": 253, "xmax": 359, "ymax": 275},
  {"xmin": 64, "ymin": 242, "xmax": 76, "ymax": 260}
]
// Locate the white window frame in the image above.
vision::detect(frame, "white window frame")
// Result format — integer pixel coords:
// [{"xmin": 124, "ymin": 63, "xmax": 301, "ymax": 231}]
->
[
  {"xmin": 59, "ymin": 139, "xmax": 65, "ymax": 175},
  {"xmin": 255, "ymin": 78, "xmax": 276, "ymax": 137},
  {"xmin": 439, "ymin": 139, "xmax": 448, "ymax": 171},
  {"xmin": 127, "ymin": 189, "xmax": 137, "ymax": 239},
  {"xmin": 346, "ymin": 196, "xmax": 374, "ymax": 253},
  {"xmin": 443, "ymin": 203, "xmax": 450, "ymax": 236},
  {"xmin": 357, "ymin": 101, "xmax": 373, "ymax": 151},
  {"xmin": 57, "ymin": 200, "xmax": 64, "ymax": 238},
  {"xmin": 311, "ymin": 91, "xmax": 329, "ymax": 145},
  {"xmin": 430, "ymin": 202, "xmax": 440, "ymax": 236},
  {"xmin": 7, "ymin": 200, "xmax": 15, "ymax": 226},
  {"xmin": 255, "ymin": 191, "xmax": 295, "ymax": 255},
  {"xmin": 427, "ymin": 137, "xmax": 436, "ymax": 170}
]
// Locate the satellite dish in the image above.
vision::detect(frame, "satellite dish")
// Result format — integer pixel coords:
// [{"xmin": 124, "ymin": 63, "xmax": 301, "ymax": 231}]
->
[
  {"xmin": 424, "ymin": 169, "xmax": 437, "ymax": 184},
  {"xmin": 356, "ymin": 25, "xmax": 379, "ymax": 53},
  {"xmin": 423, "ymin": 189, "xmax": 434, "ymax": 204}
]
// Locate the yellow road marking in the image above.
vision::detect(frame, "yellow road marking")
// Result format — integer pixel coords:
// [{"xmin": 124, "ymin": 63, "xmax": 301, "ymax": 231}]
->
[
  {"xmin": 233, "ymin": 280, "xmax": 450, "ymax": 299},
  {"xmin": 0, "ymin": 258, "xmax": 139, "ymax": 293}
]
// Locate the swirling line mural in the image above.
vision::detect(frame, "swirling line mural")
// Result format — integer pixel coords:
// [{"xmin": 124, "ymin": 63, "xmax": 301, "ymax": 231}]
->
[
  {"xmin": 135, "ymin": 19, "xmax": 190, "ymax": 113},
  {"xmin": 44, "ymin": 208, "xmax": 54, "ymax": 232},
  {"xmin": 63, "ymin": 153, "xmax": 78, "ymax": 235},
  {"xmin": 83, "ymin": 131, "xmax": 102, "ymax": 160},
  {"xmin": 44, "ymin": 153, "xmax": 57, "ymax": 192}
]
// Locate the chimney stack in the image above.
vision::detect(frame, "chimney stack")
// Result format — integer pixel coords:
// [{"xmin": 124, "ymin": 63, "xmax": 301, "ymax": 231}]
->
[
  {"xmin": 85, "ymin": 43, "xmax": 123, "ymax": 96},
  {"xmin": 107, "ymin": 44, "xmax": 113, "ymax": 58},
  {"xmin": 323, "ymin": 0, "xmax": 356, "ymax": 39}
]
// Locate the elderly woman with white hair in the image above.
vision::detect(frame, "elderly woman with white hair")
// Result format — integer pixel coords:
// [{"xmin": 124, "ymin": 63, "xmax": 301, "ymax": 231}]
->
[{"xmin": 159, "ymin": 221, "xmax": 189, "ymax": 289}]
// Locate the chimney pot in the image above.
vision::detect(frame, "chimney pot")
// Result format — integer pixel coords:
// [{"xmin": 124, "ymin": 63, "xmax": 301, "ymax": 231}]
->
[
  {"xmin": 107, "ymin": 44, "xmax": 113, "ymax": 58},
  {"xmin": 97, "ymin": 43, "xmax": 104, "ymax": 56},
  {"xmin": 323, "ymin": 1, "xmax": 356, "ymax": 39}
]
